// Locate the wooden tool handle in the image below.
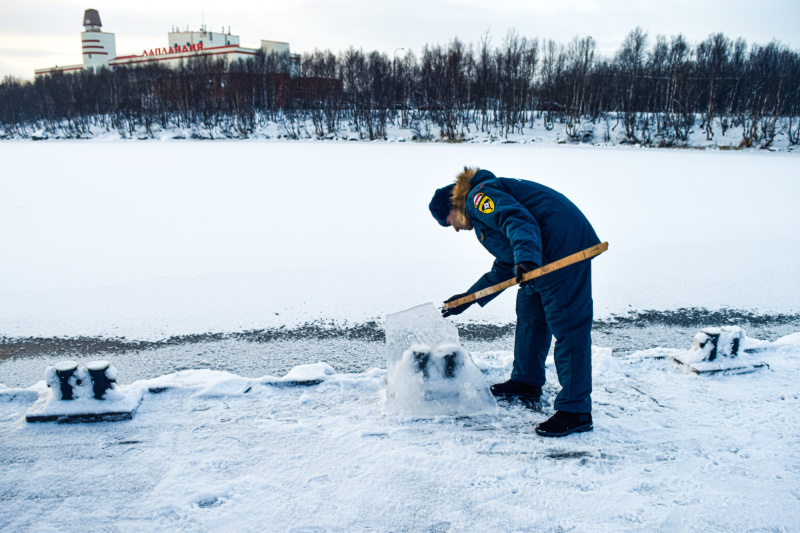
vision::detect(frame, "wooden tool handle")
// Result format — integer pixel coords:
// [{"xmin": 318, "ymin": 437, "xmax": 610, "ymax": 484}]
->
[{"xmin": 442, "ymin": 242, "xmax": 609, "ymax": 310}]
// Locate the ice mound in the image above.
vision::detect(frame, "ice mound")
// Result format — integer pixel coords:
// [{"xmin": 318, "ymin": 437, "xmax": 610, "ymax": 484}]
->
[
  {"xmin": 283, "ymin": 362, "xmax": 336, "ymax": 381},
  {"xmin": 672, "ymin": 326, "xmax": 768, "ymax": 373},
  {"xmin": 385, "ymin": 303, "xmax": 496, "ymax": 416},
  {"xmin": 686, "ymin": 326, "xmax": 745, "ymax": 363},
  {"xmin": 386, "ymin": 343, "xmax": 497, "ymax": 416},
  {"xmin": 27, "ymin": 361, "xmax": 142, "ymax": 423}
]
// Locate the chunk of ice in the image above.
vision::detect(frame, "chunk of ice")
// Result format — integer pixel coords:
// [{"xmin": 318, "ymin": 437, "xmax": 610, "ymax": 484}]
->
[
  {"xmin": 385, "ymin": 303, "xmax": 496, "ymax": 416},
  {"xmin": 684, "ymin": 326, "xmax": 746, "ymax": 363},
  {"xmin": 385, "ymin": 303, "xmax": 459, "ymax": 366}
]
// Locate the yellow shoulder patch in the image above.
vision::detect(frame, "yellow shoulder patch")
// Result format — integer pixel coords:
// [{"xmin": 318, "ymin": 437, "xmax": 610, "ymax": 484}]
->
[{"xmin": 477, "ymin": 195, "xmax": 495, "ymax": 214}]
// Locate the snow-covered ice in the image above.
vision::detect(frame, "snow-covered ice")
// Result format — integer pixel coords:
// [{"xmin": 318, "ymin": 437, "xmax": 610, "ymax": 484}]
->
[
  {"xmin": 2, "ymin": 332, "xmax": 800, "ymax": 531},
  {"xmin": 1, "ymin": 141, "xmax": 799, "ymax": 531},
  {"xmin": 1, "ymin": 142, "xmax": 799, "ymax": 340}
]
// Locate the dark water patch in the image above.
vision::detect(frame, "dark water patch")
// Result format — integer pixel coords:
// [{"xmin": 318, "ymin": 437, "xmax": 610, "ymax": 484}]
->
[
  {"xmin": 595, "ymin": 308, "xmax": 800, "ymax": 329},
  {"xmin": 545, "ymin": 450, "xmax": 593, "ymax": 460},
  {"xmin": 457, "ymin": 323, "xmax": 516, "ymax": 341},
  {"xmin": 0, "ymin": 320, "xmax": 384, "ymax": 360},
  {"xmin": 2, "ymin": 308, "xmax": 798, "ymax": 389},
  {"xmin": 241, "ymin": 320, "xmax": 385, "ymax": 343},
  {"xmin": 2, "ymin": 309, "xmax": 799, "ymax": 361}
]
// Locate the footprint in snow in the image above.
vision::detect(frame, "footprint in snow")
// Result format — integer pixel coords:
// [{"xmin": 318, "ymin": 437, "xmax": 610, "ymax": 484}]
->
[{"xmin": 307, "ymin": 474, "xmax": 332, "ymax": 487}]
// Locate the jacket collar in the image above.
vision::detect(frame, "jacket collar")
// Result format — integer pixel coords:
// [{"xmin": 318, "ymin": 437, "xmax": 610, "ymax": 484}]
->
[{"xmin": 451, "ymin": 168, "xmax": 497, "ymax": 226}]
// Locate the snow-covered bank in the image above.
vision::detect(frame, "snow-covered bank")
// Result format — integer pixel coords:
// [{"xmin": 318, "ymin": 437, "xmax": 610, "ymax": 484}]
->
[
  {"xmin": 1, "ymin": 142, "xmax": 798, "ymax": 341},
  {"xmin": 3, "ymin": 115, "xmax": 799, "ymax": 154},
  {"xmin": 2, "ymin": 334, "xmax": 799, "ymax": 532}
]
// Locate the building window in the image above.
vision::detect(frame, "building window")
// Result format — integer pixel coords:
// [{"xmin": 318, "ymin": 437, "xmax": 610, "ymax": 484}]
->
[{"xmin": 88, "ymin": 54, "xmax": 92, "ymax": 58}]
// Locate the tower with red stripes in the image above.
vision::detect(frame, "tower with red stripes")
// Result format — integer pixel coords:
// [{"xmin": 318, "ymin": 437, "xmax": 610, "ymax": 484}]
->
[{"xmin": 81, "ymin": 9, "xmax": 116, "ymax": 72}]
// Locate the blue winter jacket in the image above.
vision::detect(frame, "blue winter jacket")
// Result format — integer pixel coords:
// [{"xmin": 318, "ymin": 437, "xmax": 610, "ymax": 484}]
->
[{"xmin": 462, "ymin": 170, "xmax": 600, "ymax": 303}]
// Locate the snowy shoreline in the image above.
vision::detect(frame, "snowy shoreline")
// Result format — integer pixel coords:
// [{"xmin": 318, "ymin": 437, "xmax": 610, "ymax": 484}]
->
[
  {"xmin": 2, "ymin": 336, "xmax": 800, "ymax": 531},
  {"xmin": 3, "ymin": 115, "xmax": 799, "ymax": 154}
]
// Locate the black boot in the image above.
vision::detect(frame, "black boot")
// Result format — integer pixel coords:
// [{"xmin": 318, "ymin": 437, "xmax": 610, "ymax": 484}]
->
[
  {"xmin": 490, "ymin": 380, "xmax": 542, "ymax": 401},
  {"xmin": 535, "ymin": 411, "xmax": 593, "ymax": 437}
]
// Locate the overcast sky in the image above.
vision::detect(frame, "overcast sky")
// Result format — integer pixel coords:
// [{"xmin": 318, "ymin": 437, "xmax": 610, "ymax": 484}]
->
[{"xmin": 2, "ymin": 0, "xmax": 799, "ymax": 79}]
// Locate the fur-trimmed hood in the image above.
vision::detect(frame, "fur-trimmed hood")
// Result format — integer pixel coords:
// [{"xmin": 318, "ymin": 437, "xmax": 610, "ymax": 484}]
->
[{"xmin": 451, "ymin": 167, "xmax": 496, "ymax": 226}]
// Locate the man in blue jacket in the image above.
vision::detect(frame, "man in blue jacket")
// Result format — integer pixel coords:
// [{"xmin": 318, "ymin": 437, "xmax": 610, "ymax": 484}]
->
[{"xmin": 430, "ymin": 167, "xmax": 600, "ymax": 437}]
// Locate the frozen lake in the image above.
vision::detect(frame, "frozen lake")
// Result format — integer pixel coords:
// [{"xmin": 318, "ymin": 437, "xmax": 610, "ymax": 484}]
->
[
  {"xmin": 2, "ymin": 141, "xmax": 799, "ymax": 380},
  {"xmin": 1, "ymin": 141, "xmax": 800, "ymax": 531}
]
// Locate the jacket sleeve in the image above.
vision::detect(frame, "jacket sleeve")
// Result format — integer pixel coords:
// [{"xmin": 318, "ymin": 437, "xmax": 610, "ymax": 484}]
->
[
  {"xmin": 467, "ymin": 186, "xmax": 543, "ymax": 266},
  {"xmin": 467, "ymin": 258, "xmax": 514, "ymax": 307}
]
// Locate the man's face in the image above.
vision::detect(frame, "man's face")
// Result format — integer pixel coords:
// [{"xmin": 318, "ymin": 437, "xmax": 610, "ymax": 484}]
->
[{"xmin": 446, "ymin": 209, "xmax": 473, "ymax": 232}]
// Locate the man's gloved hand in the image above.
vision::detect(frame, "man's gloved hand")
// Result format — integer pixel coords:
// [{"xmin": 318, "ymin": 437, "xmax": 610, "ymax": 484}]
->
[
  {"xmin": 442, "ymin": 292, "xmax": 473, "ymax": 318},
  {"xmin": 514, "ymin": 262, "xmax": 539, "ymax": 286}
]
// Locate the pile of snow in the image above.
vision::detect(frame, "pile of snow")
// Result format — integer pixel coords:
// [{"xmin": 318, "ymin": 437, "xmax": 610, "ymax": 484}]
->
[
  {"xmin": 142, "ymin": 362, "xmax": 340, "ymax": 397},
  {"xmin": 282, "ymin": 361, "xmax": 336, "ymax": 382}
]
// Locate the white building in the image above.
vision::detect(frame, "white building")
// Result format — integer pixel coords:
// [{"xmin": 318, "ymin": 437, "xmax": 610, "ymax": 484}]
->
[{"xmin": 35, "ymin": 9, "xmax": 299, "ymax": 77}]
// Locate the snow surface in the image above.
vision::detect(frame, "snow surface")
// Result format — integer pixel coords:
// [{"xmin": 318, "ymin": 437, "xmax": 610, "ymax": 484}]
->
[
  {"xmin": 1, "ymin": 141, "xmax": 799, "ymax": 531},
  {"xmin": 2, "ymin": 334, "xmax": 800, "ymax": 531},
  {"xmin": 1, "ymin": 142, "xmax": 798, "ymax": 341}
]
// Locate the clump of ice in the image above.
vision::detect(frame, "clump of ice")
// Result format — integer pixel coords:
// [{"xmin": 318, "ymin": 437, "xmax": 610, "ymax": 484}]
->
[
  {"xmin": 44, "ymin": 361, "xmax": 93, "ymax": 400},
  {"xmin": 86, "ymin": 361, "xmax": 123, "ymax": 401},
  {"xmin": 775, "ymin": 332, "xmax": 800, "ymax": 346},
  {"xmin": 72, "ymin": 365, "xmax": 93, "ymax": 399},
  {"xmin": 385, "ymin": 303, "xmax": 459, "ymax": 367},
  {"xmin": 686, "ymin": 326, "xmax": 746, "ymax": 364},
  {"xmin": 44, "ymin": 366, "xmax": 61, "ymax": 396},
  {"xmin": 384, "ymin": 303, "xmax": 496, "ymax": 416},
  {"xmin": 100, "ymin": 375, "xmax": 124, "ymax": 401},
  {"xmin": 44, "ymin": 361, "xmax": 123, "ymax": 401},
  {"xmin": 591, "ymin": 346, "xmax": 618, "ymax": 377},
  {"xmin": 670, "ymin": 325, "xmax": 773, "ymax": 372},
  {"xmin": 283, "ymin": 362, "xmax": 336, "ymax": 381},
  {"xmin": 386, "ymin": 343, "xmax": 496, "ymax": 416}
]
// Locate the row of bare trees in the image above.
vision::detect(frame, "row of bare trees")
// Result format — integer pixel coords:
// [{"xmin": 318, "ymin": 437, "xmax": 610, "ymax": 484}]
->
[{"xmin": 1, "ymin": 28, "xmax": 798, "ymax": 146}]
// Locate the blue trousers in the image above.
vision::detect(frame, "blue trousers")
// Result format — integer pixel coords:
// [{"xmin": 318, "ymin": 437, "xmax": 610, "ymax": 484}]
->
[{"xmin": 510, "ymin": 262, "xmax": 593, "ymax": 413}]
